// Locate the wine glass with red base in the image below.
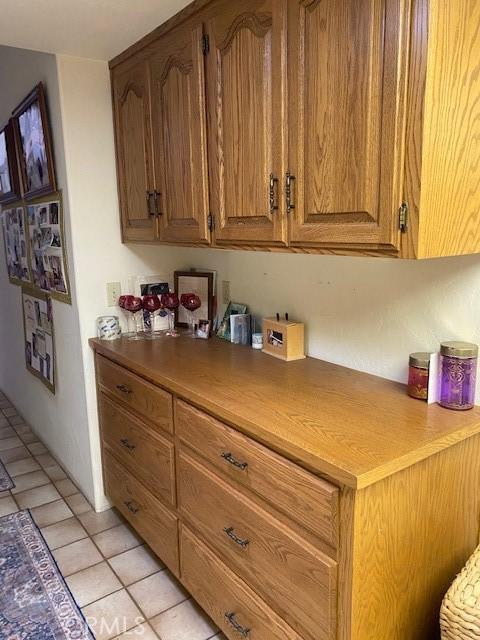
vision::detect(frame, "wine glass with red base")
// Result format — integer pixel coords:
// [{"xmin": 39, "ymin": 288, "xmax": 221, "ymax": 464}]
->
[
  {"xmin": 180, "ymin": 293, "xmax": 201, "ymax": 337},
  {"xmin": 119, "ymin": 295, "xmax": 134, "ymax": 337},
  {"xmin": 124, "ymin": 296, "xmax": 143, "ymax": 340},
  {"xmin": 143, "ymin": 294, "xmax": 161, "ymax": 339},
  {"xmin": 160, "ymin": 292, "xmax": 179, "ymax": 337}
]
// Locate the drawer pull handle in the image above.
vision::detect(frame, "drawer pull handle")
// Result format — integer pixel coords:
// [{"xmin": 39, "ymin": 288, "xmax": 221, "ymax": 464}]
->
[
  {"xmin": 120, "ymin": 438, "xmax": 135, "ymax": 452},
  {"xmin": 224, "ymin": 612, "xmax": 250, "ymax": 637},
  {"xmin": 223, "ymin": 527, "xmax": 249, "ymax": 549},
  {"xmin": 124, "ymin": 500, "xmax": 139, "ymax": 514},
  {"xmin": 221, "ymin": 452, "xmax": 248, "ymax": 470},
  {"xmin": 116, "ymin": 384, "xmax": 132, "ymax": 394}
]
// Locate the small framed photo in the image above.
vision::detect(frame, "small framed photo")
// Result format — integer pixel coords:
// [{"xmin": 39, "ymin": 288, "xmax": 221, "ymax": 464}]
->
[
  {"xmin": 0, "ymin": 120, "xmax": 22, "ymax": 204},
  {"xmin": 22, "ymin": 287, "xmax": 55, "ymax": 393},
  {"xmin": 12, "ymin": 82, "xmax": 56, "ymax": 200},
  {"xmin": 196, "ymin": 319, "xmax": 210, "ymax": 339},
  {"xmin": 174, "ymin": 270, "xmax": 214, "ymax": 329}
]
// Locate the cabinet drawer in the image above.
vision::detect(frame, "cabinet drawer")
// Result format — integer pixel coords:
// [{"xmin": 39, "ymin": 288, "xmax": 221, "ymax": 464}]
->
[
  {"xmin": 177, "ymin": 450, "xmax": 337, "ymax": 640},
  {"xmin": 103, "ymin": 449, "xmax": 179, "ymax": 575},
  {"xmin": 97, "ymin": 355, "xmax": 173, "ymax": 434},
  {"xmin": 180, "ymin": 524, "xmax": 303, "ymax": 640},
  {"xmin": 99, "ymin": 392, "xmax": 175, "ymax": 506},
  {"xmin": 176, "ymin": 399, "xmax": 338, "ymax": 547}
]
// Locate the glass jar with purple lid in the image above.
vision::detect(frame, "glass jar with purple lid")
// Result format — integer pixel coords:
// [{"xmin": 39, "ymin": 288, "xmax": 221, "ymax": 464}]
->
[{"xmin": 439, "ymin": 341, "xmax": 478, "ymax": 410}]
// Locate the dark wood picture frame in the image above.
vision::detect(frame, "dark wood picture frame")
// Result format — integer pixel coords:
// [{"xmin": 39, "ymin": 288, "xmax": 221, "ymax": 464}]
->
[
  {"xmin": 22, "ymin": 286, "xmax": 56, "ymax": 394},
  {"xmin": 174, "ymin": 270, "xmax": 214, "ymax": 329},
  {"xmin": 26, "ymin": 190, "xmax": 71, "ymax": 304},
  {"xmin": 12, "ymin": 82, "xmax": 56, "ymax": 200},
  {"xmin": 1, "ymin": 203, "xmax": 31, "ymax": 286},
  {"xmin": 0, "ymin": 120, "xmax": 22, "ymax": 204}
]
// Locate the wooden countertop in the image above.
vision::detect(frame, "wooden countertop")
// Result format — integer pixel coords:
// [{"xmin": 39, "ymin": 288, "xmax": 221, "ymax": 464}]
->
[{"xmin": 90, "ymin": 336, "xmax": 480, "ymax": 489}]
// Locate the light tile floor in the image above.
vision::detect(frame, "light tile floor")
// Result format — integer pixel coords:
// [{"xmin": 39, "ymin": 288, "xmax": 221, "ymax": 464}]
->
[{"xmin": 0, "ymin": 391, "xmax": 225, "ymax": 640}]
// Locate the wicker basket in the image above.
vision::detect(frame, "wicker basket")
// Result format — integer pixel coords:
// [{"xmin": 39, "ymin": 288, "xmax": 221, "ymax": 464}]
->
[{"xmin": 441, "ymin": 545, "xmax": 480, "ymax": 639}]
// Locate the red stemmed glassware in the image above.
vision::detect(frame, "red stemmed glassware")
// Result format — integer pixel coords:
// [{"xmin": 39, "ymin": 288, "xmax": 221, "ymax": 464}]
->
[
  {"xmin": 124, "ymin": 296, "xmax": 143, "ymax": 340},
  {"xmin": 160, "ymin": 292, "xmax": 179, "ymax": 337},
  {"xmin": 143, "ymin": 294, "xmax": 161, "ymax": 339},
  {"xmin": 119, "ymin": 295, "xmax": 134, "ymax": 337},
  {"xmin": 180, "ymin": 293, "xmax": 202, "ymax": 337}
]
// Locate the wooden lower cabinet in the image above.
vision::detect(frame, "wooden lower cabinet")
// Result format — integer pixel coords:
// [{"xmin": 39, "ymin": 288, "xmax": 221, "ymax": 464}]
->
[
  {"xmin": 175, "ymin": 399, "xmax": 339, "ymax": 547},
  {"xmin": 180, "ymin": 524, "xmax": 303, "ymax": 640},
  {"xmin": 177, "ymin": 449, "xmax": 337, "ymax": 640},
  {"xmin": 103, "ymin": 448, "xmax": 179, "ymax": 575},
  {"xmin": 93, "ymin": 345, "xmax": 480, "ymax": 640},
  {"xmin": 99, "ymin": 393, "xmax": 175, "ymax": 506}
]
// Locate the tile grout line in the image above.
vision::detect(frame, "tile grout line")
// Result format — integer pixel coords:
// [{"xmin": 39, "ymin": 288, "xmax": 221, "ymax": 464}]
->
[{"xmin": 1, "ymin": 398, "xmax": 221, "ymax": 640}]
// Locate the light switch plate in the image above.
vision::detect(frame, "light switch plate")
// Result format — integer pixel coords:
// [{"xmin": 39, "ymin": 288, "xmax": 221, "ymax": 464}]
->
[{"xmin": 106, "ymin": 282, "xmax": 121, "ymax": 307}]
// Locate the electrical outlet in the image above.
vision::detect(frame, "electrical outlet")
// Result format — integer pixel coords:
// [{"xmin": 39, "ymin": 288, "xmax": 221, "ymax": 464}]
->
[
  {"xmin": 106, "ymin": 282, "xmax": 121, "ymax": 307},
  {"xmin": 222, "ymin": 280, "xmax": 231, "ymax": 304}
]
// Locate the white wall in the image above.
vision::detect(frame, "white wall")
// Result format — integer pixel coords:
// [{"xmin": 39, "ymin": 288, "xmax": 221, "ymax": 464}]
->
[
  {"xmin": 3, "ymin": 48, "xmax": 480, "ymax": 512},
  {"xmin": 0, "ymin": 46, "xmax": 95, "ymax": 503}
]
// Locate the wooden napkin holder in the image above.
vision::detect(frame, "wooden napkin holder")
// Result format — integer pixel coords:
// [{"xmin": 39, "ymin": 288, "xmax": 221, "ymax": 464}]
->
[{"xmin": 262, "ymin": 317, "xmax": 305, "ymax": 361}]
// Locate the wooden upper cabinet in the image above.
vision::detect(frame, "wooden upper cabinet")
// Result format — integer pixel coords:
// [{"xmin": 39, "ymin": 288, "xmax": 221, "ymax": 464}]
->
[
  {"xmin": 287, "ymin": 0, "xmax": 410, "ymax": 250},
  {"xmin": 112, "ymin": 56, "xmax": 157, "ymax": 242},
  {"xmin": 205, "ymin": 0, "xmax": 287, "ymax": 246},
  {"xmin": 149, "ymin": 21, "xmax": 210, "ymax": 244}
]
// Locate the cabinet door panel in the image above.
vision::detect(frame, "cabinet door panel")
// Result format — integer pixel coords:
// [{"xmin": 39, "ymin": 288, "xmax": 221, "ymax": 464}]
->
[
  {"xmin": 288, "ymin": 0, "xmax": 409, "ymax": 249},
  {"xmin": 150, "ymin": 22, "xmax": 210, "ymax": 244},
  {"xmin": 206, "ymin": 0, "xmax": 287, "ymax": 245},
  {"xmin": 112, "ymin": 57, "xmax": 156, "ymax": 242}
]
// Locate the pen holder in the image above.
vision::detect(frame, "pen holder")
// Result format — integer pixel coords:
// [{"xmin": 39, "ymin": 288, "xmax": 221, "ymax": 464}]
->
[{"xmin": 262, "ymin": 317, "xmax": 305, "ymax": 361}]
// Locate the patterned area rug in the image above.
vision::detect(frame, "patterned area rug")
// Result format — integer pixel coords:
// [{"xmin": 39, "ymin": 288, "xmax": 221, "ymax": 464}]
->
[
  {"xmin": 0, "ymin": 510, "xmax": 95, "ymax": 639},
  {"xmin": 0, "ymin": 458, "xmax": 14, "ymax": 491}
]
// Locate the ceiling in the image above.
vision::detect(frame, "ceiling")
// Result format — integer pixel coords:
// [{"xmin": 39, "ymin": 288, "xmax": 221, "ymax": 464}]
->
[{"xmin": 0, "ymin": 0, "xmax": 192, "ymax": 61}]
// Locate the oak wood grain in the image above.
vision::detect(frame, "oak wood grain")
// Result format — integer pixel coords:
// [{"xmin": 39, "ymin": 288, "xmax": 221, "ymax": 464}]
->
[
  {"xmin": 401, "ymin": 0, "xmax": 428, "ymax": 259},
  {"xmin": 111, "ymin": 54, "xmax": 157, "ymax": 242},
  {"xmin": 97, "ymin": 354, "xmax": 173, "ymax": 434},
  {"xmin": 287, "ymin": 0, "xmax": 409, "ymax": 249},
  {"xmin": 91, "ymin": 337, "xmax": 480, "ymax": 488},
  {"xmin": 149, "ymin": 19, "xmax": 210, "ymax": 244},
  {"xmin": 418, "ymin": 0, "xmax": 480, "ymax": 258},
  {"xmin": 103, "ymin": 448, "xmax": 179, "ymax": 575},
  {"xmin": 206, "ymin": 0, "xmax": 288, "ymax": 245},
  {"xmin": 180, "ymin": 523, "xmax": 304, "ymax": 640},
  {"xmin": 177, "ymin": 449, "xmax": 337, "ymax": 640},
  {"xmin": 175, "ymin": 398, "xmax": 338, "ymax": 547},
  {"xmin": 350, "ymin": 434, "xmax": 480, "ymax": 639},
  {"xmin": 99, "ymin": 392, "xmax": 176, "ymax": 506}
]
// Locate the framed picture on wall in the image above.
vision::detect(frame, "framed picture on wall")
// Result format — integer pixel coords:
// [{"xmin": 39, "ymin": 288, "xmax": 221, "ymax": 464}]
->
[
  {"xmin": 12, "ymin": 82, "xmax": 56, "ymax": 200},
  {"xmin": 1, "ymin": 205, "xmax": 31, "ymax": 285},
  {"xmin": 22, "ymin": 287, "xmax": 55, "ymax": 394},
  {"xmin": 0, "ymin": 120, "xmax": 22, "ymax": 204},
  {"xmin": 174, "ymin": 270, "xmax": 214, "ymax": 329},
  {"xmin": 26, "ymin": 191, "xmax": 71, "ymax": 304}
]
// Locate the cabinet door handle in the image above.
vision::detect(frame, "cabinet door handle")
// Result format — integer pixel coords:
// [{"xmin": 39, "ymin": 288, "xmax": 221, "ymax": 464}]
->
[
  {"xmin": 286, "ymin": 171, "xmax": 296, "ymax": 212},
  {"xmin": 146, "ymin": 191, "xmax": 156, "ymax": 217},
  {"xmin": 223, "ymin": 527, "xmax": 249, "ymax": 549},
  {"xmin": 221, "ymin": 452, "xmax": 248, "ymax": 471},
  {"xmin": 269, "ymin": 173, "xmax": 279, "ymax": 213},
  {"xmin": 120, "ymin": 437, "xmax": 135, "ymax": 452},
  {"xmin": 116, "ymin": 384, "xmax": 132, "ymax": 395},
  {"xmin": 124, "ymin": 500, "xmax": 139, "ymax": 514},
  {"xmin": 224, "ymin": 612, "xmax": 250, "ymax": 637}
]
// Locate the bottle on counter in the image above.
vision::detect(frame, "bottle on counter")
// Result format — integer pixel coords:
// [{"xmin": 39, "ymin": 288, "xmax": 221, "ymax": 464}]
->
[
  {"xmin": 407, "ymin": 352, "xmax": 431, "ymax": 400},
  {"xmin": 439, "ymin": 341, "xmax": 478, "ymax": 410}
]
